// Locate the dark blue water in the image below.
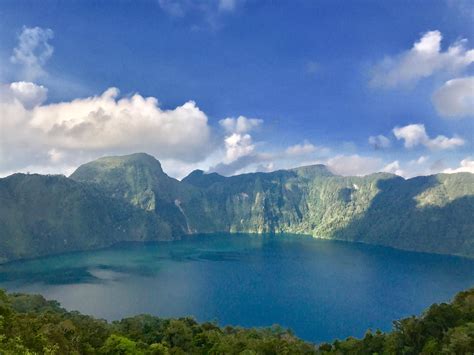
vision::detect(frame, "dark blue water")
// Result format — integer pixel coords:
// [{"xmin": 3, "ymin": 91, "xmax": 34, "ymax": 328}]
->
[{"xmin": 1, "ymin": 233, "xmax": 473, "ymax": 343}]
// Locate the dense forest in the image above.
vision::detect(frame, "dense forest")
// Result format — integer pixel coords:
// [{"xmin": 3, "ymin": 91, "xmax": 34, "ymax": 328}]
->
[{"xmin": 0, "ymin": 287, "xmax": 473, "ymax": 354}]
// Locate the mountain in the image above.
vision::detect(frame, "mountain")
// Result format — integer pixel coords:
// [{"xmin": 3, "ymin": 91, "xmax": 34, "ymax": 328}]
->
[
  {"xmin": 1, "ymin": 152, "xmax": 473, "ymax": 263},
  {"xmin": 182, "ymin": 167, "xmax": 474, "ymax": 257},
  {"xmin": 70, "ymin": 153, "xmax": 194, "ymax": 236},
  {"xmin": 0, "ymin": 172, "xmax": 173, "ymax": 263}
]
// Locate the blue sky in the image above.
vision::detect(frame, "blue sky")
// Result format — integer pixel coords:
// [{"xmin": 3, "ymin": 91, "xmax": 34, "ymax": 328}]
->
[{"xmin": 0, "ymin": 0, "xmax": 473, "ymax": 178}]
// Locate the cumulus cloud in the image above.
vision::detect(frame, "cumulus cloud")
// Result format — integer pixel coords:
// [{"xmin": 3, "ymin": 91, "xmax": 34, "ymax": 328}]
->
[
  {"xmin": 216, "ymin": 116, "xmax": 262, "ymax": 163},
  {"xmin": 2, "ymin": 81, "xmax": 48, "ymax": 108},
  {"xmin": 443, "ymin": 157, "xmax": 474, "ymax": 174},
  {"xmin": 285, "ymin": 141, "xmax": 318, "ymax": 156},
  {"xmin": 368, "ymin": 134, "xmax": 391, "ymax": 150},
  {"xmin": 0, "ymin": 84, "xmax": 215, "ymax": 174},
  {"xmin": 382, "ymin": 160, "xmax": 405, "ymax": 176},
  {"xmin": 326, "ymin": 154, "xmax": 383, "ymax": 176},
  {"xmin": 223, "ymin": 133, "xmax": 255, "ymax": 162},
  {"xmin": 370, "ymin": 30, "xmax": 474, "ymax": 87},
  {"xmin": 380, "ymin": 156, "xmax": 455, "ymax": 178},
  {"xmin": 432, "ymin": 76, "xmax": 474, "ymax": 118},
  {"xmin": 393, "ymin": 124, "xmax": 465, "ymax": 150},
  {"xmin": 10, "ymin": 26, "xmax": 54, "ymax": 81},
  {"xmin": 219, "ymin": 116, "xmax": 262, "ymax": 134},
  {"xmin": 210, "ymin": 123, "xmax": 331, "ymax": 175}
]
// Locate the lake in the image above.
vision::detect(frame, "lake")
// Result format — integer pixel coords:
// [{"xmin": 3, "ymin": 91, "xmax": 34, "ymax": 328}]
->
[{"xmin": 1, "ymin": 233, "xmax": 474, "ymax": 343}]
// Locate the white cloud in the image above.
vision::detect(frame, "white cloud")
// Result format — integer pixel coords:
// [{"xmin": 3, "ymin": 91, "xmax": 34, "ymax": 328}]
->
[
  {"xmin": 285, "ymin": 141, "xmax": 318, "ymax": 156},
  {"xmin": 443, "ymin": 157, "xmax": 474, "ymax": 174},
  {"xmin": 0, "ymin": 84, "xmax": 215, "ymax": 175},
  {"xmin": 219, "ymin": 116, "xmax": 262, "ymax": 134},
  {"xmin": 326, "ymin": 154, "xmax": 383, "ymax": 176},
  {"xmin": 368, "ymin": 134, "xmax": 391, "ymax": 150},
  {"xmin": 5, "ymin": 81, "xmax": 48, "ymax": 108},
  {"xmin": 370, "ymin": 30, "xmax": 474, "ymax": 87},
  {"xmin": 382, "ymin": 160, "xmax": 405, "ymax": 176},
  {"xmin": 209, "ymin": 136, "xmax": 330, "ymax": 177},
  {"xmin": 427, "ymin": 135, "xmax": 466, "ymax": 150},
  {"xmin": 223, "ymin": 133, "xmax": 255, "ymax": 162},
  {"xmin": 393, "ymin": 124, "xmax": 429, "ymax": 148},
  {"xmin": 410, "ymin": 155, "xmax": 429, "ymax": 165},
  {"xmin": 0, "ymin": 82, "xmax": 270, "ymax": 178},
  {"xmin": 10, "ymin": 26, "xmax": 54, "ymax": 81},
  {"xmin": 217, "ymin": 116, "xmax": 262, "ymax": 163},
  {"xmin": 432, "ymin": 76, "xmax": 474, "ymax": 118},
  {"xmin": 32, "ymin": 88, "xmax": 212, "ymax": 158},
  {"xmin": 393, "ymin": 123, "xmax": 465, "ymax": 150}
]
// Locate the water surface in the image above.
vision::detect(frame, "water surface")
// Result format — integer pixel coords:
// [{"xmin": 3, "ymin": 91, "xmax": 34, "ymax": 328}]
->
[{"xmin": 1, "ymin": 233, "xmax": 473, "ymax": 342}]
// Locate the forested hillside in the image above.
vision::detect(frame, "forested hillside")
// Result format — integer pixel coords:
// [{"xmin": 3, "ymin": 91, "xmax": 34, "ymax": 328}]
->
[
  {"xmin": 0, "ymin": 172, "xmax": 173, "ymax": 263},
  {"xmin": 73, "ymin": 153, "xmax": 474, "ymax": 257},
  {"xmin": 1, "ymin": 287, "xmax": 473, "ymax": 354},
  {"xmin": 1, "ymin": 152, "xmax": 473, "ymax": 263}
]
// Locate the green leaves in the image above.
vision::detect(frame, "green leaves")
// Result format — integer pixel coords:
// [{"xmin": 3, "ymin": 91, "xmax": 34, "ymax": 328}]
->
[{"xmin": 1, "ymin": 288, "xmax": 474, "ymax": 354}]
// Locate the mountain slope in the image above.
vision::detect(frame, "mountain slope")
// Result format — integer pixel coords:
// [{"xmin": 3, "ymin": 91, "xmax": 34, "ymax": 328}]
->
[
  {"xmin": 0, "ymin": 173, "xmax": 172, "ymax": 263},
  {"xmin": 1, "ymin": 153, "xmax": 473, "ymax": 263},
  {"xmin": 70, "ymin": 153, "xmax": 197, "ymax": 236},
  {"xmin": 182, "ymin": 167, "xmax": 474, "ymax": 256}
]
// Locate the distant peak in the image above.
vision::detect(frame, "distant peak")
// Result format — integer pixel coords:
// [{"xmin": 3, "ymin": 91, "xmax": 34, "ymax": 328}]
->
[
  {"xmin": 291, "ymin": 164, "xmax": 333, "ymax": 177},
  {"xmin": 186, "ymin": 169, "xmax": 205, "ymax": 176},
  {"xmin": 70, "ymin": 152, "xmax": 166, "ymax": 182},
  {"xmin": 97, "ymin": 152, "xmax": 160, "ymax": 163},
  {"xmin": 182, "ymin": 169, "xmax": 226, "ymax": 188},
  {"xmin": 87, "ymin": 153, "xmax": 161, "ymax": 167}
]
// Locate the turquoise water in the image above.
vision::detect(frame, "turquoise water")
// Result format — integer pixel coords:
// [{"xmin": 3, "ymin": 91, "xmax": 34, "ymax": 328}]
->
[{"xmin": 1, "ymin": 233, "xmax": 474, "ymax": 343}]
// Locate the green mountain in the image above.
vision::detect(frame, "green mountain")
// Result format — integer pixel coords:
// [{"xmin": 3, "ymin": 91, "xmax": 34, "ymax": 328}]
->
[
  {"xmin": 0, "ymin": 172, "xmax": 173, "ymax": 263},
  {"xmin": 70, "ymin": 153, "xmax": 195, "ymax": 236},
  {"xmin": 181, "ymin": 167, "xmax": 474, "ymax": 256},
  {"xmin": 1, "ymin": 152, "xmax": 473, "ymax": 263}
]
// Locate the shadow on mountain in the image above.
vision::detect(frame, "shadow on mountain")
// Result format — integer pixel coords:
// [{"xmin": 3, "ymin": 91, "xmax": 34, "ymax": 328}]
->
[{"xmin": 331, "ymin": 175, "xmax": 474, "ymax": 257}]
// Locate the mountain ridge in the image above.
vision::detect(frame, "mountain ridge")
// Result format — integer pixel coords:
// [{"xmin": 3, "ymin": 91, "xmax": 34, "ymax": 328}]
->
[{"xmin": 1, "ymin": 152, "xmax": 473, "ymax": 263}]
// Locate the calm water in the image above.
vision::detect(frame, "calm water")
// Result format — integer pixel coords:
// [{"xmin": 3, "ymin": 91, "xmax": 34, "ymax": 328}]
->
[{"xmin": 1, "ymin": 233, "xmax": 474, "ymax": 343}]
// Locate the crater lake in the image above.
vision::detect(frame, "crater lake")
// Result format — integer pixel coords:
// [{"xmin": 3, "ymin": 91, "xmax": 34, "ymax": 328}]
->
[{"xmin": 1, "ymin": 233, "xmax": 474, "ymax": 343}]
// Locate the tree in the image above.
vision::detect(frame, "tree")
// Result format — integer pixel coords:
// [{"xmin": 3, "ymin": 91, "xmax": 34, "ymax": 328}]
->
[{"xmin": 101, "ymin": 334, "xmax": 142, "ymax": 355}]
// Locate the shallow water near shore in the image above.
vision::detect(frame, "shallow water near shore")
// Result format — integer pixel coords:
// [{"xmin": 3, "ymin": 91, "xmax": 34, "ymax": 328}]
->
[{"xmin": 1, "ymin": 233, "xmax": 474, "ymax": 343}]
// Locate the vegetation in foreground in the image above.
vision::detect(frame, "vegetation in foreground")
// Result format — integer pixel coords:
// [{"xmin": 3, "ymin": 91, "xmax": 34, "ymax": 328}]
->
[{"xmin": 0, "ymin": 288, "xmax": 473, "ymax": 354}]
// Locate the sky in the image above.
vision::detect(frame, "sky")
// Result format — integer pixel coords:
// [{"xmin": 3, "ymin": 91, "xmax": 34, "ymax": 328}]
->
[{"xmin": 0, "ymin": 0, "xmax": 473, "ymax": 179}]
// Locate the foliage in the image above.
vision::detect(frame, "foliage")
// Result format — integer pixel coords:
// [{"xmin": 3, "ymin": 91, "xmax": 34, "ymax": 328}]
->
[
  {"xmin": 0, "ymin": 290, "xmax": 315, "ymax": 354},
  {"xmin": 319, "ymin": 287, "xmax": 474, "ymax": 354},
  {"xmin": 1, "ymin": 288, "xmax": 473, "ymax": 354}
]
